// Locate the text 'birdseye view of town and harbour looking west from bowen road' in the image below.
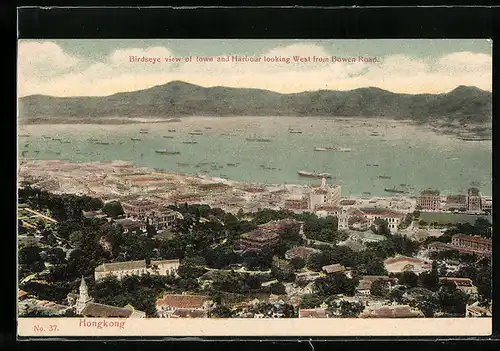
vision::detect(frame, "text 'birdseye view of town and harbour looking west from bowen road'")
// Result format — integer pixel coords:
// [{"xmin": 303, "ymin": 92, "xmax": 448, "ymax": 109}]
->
[{"xmin": 17, "ymin": 39, "xmax": 492, "ymax": 337}]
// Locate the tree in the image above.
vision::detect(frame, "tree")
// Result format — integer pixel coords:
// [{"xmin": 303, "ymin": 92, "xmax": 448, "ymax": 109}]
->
[
  {"xmin": 19, "ymin": 246, "xmax": 42, "ymax": 265},
  {"xmin": 300, "ymin": 294, "xmax": 324, "ymax": 309},
  {"xmin": 45, "ymin": 247, "xmax": 67, "ymax": 265},
  {"xmin": 102, "ymin": 201, "xmax": 124, "ymax": 218},
  {"xmin": 370, "ymin": 280, "xmax": 390, "ymax": 298},
  {"xmin": 269, "ymin": 282, "xmax": 286, "ymax": 295},
  {"xmin": 397, "ymin": 271, "xmax": 418, "ymax": 288},
  {"xmin": 418, "ymin": 261, "xmax": 439, "ymax": 291},
  {"xmin": 211, "ymin": 304, "xmax": 234, "ymax": 318},
  {"xmin": 314, "ymin": 272, "xmax": 358, "ymax": 297},
  {"xmin": 289, "ymin": 256, "xmax": 306, "ymax": 270},
  {"xmin": 372, "ymin": 218, "xmax": 390, "ymax": 236}
]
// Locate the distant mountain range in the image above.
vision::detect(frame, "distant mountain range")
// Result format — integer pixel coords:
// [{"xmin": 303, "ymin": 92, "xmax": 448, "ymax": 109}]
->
[{"xmin": 19, "ymin": 81, "xmax": 492, "ymax": 125}]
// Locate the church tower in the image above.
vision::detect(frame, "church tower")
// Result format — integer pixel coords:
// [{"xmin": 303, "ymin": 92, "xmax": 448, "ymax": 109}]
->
[{"xmin": 76, "ymin": 276, "xmax": 92, "ymax": 315}]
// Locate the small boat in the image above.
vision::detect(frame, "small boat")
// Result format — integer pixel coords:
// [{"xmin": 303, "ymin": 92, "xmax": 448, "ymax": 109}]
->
[
  {"xmin": 226, "ymin": 163, "xmax": 237, "ymax": 167},
  {"xmin": 87, "ymin": 138, "xmax": 99, "ymax": 142},
  {"xmin": 131, "ymin": 138, "xmax": 141, "ymax": 141},
  {"xmin": 182, "ymin": 141, "xmax": 198, "ymax": 144},
  {"xmin": 289, "ymin": 130, "xmax": 303, "ymax": 134},
  {"xmin": 18, "ymin": 134, "xmax": 31, "ymax": 137},
  {"xmin": 168, "ymin": 129, "xmax": 176, "ymax": 132},
  {"xmin": 372, "ymin": 164, "xmax": 379, "ymax": 167},
  {"xmin": 378, "ymin": 175, "xmax": 391, "ymax": 179},
  {"xmin": 362, "ymin": 192, "xmax": 372, "ymax": 195},
  {"xmin": 155, "ymin": 149, "xmax": 180, "ymax": 155},
  {"xmin": 139, "ymin": 131, "xmax": 149, "ymax": 134},
  {"xmin": 162, "ymin": 135, "xmax": 174, "ymax": 139},
  {"xmin": 205, "ymin": 127, "xmax": 212, "ymax": 130},
  {"xmin": 298, "ymin": 170, "xmax": 332, "ymax": 179},
  {"xmin": 177, "ymin": 162, "xmax": 189, "ymax": 166},
  {"xmin": 52, "ymin": 137, "xmax": 62, "ymax": 141},
  {"xmin": 189, "ymin": 132, "xmax": 204, "ymax": 136},
  {"xmin": 94, "ymin": 141, "xmax": 110, "ymax": 145}
]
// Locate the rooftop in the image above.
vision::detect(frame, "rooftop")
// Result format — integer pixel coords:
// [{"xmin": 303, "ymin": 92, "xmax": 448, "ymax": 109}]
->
[
  {"xmin": 285, "ymin": 246, "xmax": 320, "ymax": 260},
  {"xmin": 452, "ymin": 234, "xmax": 491, "ymax": 245},
  {"xmin": 95, "ymin": 259, "xmax": 180, "ymax": 272},
  {"xmin": 156, "ymin": 294, "xmax": 209, "ymax": 309},
  {"xmin": 299, "ymin": 308, "xmax": 328, "ymax": 318},
  {"xmin": 360, "ymin": 305, "xmax": 424, "ymax": 318},
  {"xmin": 81, "ymin": 302, "xmax": 135, "ymax": 318},
  {"xmin": 171, "ymin": 308, "xmax": 208, "ymax": 318},
  {"xmin": 322, "ymin": 264, "xmax": 346, "ymax": 274},
  {"xmin": 240, "ymin": 230, "xmax": 280, "ymax": 242}
]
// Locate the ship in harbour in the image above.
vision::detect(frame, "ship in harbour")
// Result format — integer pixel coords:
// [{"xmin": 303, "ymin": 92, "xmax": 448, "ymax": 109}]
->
[
  {"xmin": 246, "ymin": 133, "xmax": 272, "ymax": 142},
  {"xmin": 314, "ymin": 147, "xmax": 352, "ymax": 152},
  {"xmin": 182, "ymin": 141, "xmax": 198, "ymax": 144},
  {"xmin": 384, "ymin": 187, "xmax": 409, "ymax": 194},
  {"xmin": 155, "ymin": 149, "xmax": 180, "ymax": 155},
  {"xmin": 298, "ymin": 170, "xmax": 332, "ymax": 179},
  {"xmin": 378, "ymin": 175, "xmax": 392, "ymax": 179},
  {"xmin": 189, "ymin": 131, "xmax": 204, "ymax": 136}
]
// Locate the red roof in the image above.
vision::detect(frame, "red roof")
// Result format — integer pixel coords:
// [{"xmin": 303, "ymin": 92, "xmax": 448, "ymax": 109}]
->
[
  {"xmin": 299, "ymin": 309, "xmax": 328, "ymax": 318},
  {"xmin": 156, "ymin": 294, "xmax": 209, "ymax": 309}
]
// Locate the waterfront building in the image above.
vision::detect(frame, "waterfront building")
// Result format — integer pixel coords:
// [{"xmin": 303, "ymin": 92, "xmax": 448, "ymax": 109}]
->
[
  {"xmin": 94, "ymin": 258, "xmax": 180, "ymax": 281},
  {"xmin": 481, "ymin": 196, "xmax": 492, "ymax": 214},
  {"xmin": 467, "ymin": 188, "xmax": 482, "ymax": 213},
  {"xmin": 444, "ymin": 195, "xmax": 467, "ymax": 211},
  {"xmin": 239, "ymin": 229, "xmax": 280, "ymax": 252},
  {"xmin": 417, "ymin": 189, "xmax": 441, "ymax": 211},
  {"xmin": 308, "ymin": 178, "xmax": 341, "ymax": 210}
]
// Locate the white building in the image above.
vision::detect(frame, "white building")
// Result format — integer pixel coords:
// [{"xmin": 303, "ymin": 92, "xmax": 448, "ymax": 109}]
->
[
  {"xmin": 308, "ymin": 178, "xmax": 341, "ymax": 211},
  {"xmin": 94, "ymin": 259, "xmax": 180, "ymax": 281}
]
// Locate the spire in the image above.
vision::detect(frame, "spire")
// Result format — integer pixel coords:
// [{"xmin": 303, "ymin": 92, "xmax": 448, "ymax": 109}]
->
[{"xmin": 80, "ymin": 275, "xmax": 88, "ymax": 292}]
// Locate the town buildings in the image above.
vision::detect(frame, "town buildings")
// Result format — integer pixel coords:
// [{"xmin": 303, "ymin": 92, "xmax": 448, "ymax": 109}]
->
[
  {"xmin": 94, "ymin": 258, "xmax": 180, "ymax": 281},
  {"xmin": 451, "ymin": 235, "xmax": 492, "ymax": 255},
  {"xmin": 427, "ymin": 235, "xmax": 492, "ymax": 257},
  {"xmin": 359, "ymin": 305, "xmax": 424, "ymax": 318},
  {"xmin": 239, "ymin": 229, "xmax": 280, "ymax": 252},
  {"xmin": 71, "ymin": 277, "xmax": 146, "ymax": 318},
  {"xmin": 439, "ymin": 277, "xmax": 478, "ymax": 296},
  {"xmin": 285, "ymin": 246, "xmax": 320, "ymax": 261},
  {"xmin": 355, "ymin": 276, "xmax": 394, "ymax": 295},
  {"xmin": 156, "ymin": 294, "xmax": 210, "ymax": 318}
]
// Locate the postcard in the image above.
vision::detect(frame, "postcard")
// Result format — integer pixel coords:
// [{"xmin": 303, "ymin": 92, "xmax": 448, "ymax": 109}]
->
[{"xmin": 17, "ymin": 39, "xmax": 492, "ymax": 337}]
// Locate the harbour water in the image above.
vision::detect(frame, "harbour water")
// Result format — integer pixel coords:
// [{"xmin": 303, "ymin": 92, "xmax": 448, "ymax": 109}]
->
[{"xmin": 17, "ymin": 117, "xmax": 492, "ymax": 196}]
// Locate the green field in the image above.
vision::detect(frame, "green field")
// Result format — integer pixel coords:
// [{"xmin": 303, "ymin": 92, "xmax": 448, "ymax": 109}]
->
[{"xmin": 419, "ymin": 212, "xmax": 491, "ymax": 225}]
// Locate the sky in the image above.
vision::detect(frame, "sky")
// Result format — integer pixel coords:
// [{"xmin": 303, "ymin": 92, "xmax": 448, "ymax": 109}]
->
[{"xmin": 17, "ymin": 39, "xmax": 492, "ymax": 97}]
